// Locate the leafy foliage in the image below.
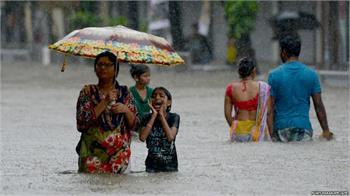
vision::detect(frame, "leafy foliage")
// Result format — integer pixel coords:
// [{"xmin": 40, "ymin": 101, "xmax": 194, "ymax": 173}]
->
[
  {"xmin": 69, "ymin": 11, "xmax": 130, "ymax": 30},
  {"xmin": 224, "ymin": 1, "xmax": 258, "ymax": 39},
  {"xmin": 107, "ymin": 16, "xmax": 128, "ymax": 27},
  {"xmin": 69, "ymin": 11, "xmax": 101, "ymax": 30}
]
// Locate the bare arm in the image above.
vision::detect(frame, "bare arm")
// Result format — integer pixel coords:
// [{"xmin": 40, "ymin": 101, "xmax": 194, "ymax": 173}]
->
[
  {"xmin": 139, "ymin": 113, "xmax": 157, "ymax": 142},
  {"xmin": 94, "ymin": 99, "xmax": 109, "ymax": 117},
  {"xmin": 124, "ymin": 106, "xmax": 136, "ymax": 129},
  {"xmin": 311, "ymin": 93, "xmax": 333, "ymax": 140},
  {"xmin": 158, "ymin": 104, "xmax": 177, "ymax": 142},
  {"xmin": 159, "ymin": 114, "xmax": 178, "ymax": 142},
  {"xmin": 224, "ymin": 96, "xmax": 233, "ymax": 127},
  {"xmin": 76, "ymin": 87, "xmax": 110, "ymax": 132},
  {"xmin": 110, "ymin": 103, "xmax": 135, "ymax": 128},
  {"xmin": 96, "ymin": 89, "xmax": 118, "ymax": 118}
]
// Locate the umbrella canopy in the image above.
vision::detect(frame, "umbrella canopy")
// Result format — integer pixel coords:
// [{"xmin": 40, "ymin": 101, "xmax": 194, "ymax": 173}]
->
[
  {"xmin": 270, "ymin": 11, "xmax": 320, "ymax": 40},
  {"xmin": 270, "ymin": 11, "xmax": 320, "ymax": 30},
  {"xmin": 48, "ymin": 25, "xmax": 184, "ymax": 67}
]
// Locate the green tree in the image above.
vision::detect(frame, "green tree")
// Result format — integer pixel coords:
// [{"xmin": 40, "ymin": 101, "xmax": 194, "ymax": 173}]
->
[
  {"xmin": 69, "ymin": 11, "xmax": 101, "ymax": 30},
  {"xmin": 69, "ymin": 11, "xmax": 130, "ymax": 31},
  {"xmin": 224, "ymin": 1, "xmax": 259, "ymax": 69},
  {"xmin": 107, "ymin": 16, "xmax": 128, "ymax": 27}
]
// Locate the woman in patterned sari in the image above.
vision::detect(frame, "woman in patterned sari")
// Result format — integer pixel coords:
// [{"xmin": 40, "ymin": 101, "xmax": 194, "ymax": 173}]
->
[
  {"xmin": 224, "ymin": 57, "xmax": 271, "ymax": 142},
  {"xmin": 76, "ymin": 51, "xmax": 136, "ymax": 174}
]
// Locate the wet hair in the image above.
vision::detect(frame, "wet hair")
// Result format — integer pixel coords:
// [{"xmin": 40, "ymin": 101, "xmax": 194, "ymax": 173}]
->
[
  {"xmin": 129, "ymin": 64, "xmax": 150, "ymax": 79},
  {"xmin": 152, "ymin": 87, "xmax": 172, "ymax": 112},
  {"xmin": 238, "ymin": 57, "xmax": 255, "ymax": 79},
  {"xmin": 94, "ymin": 51, "xmax": 119, "ymax": 83},
  {"xmin": 279, "ymin": 34, "xmax": 301, "ymax": 58}
]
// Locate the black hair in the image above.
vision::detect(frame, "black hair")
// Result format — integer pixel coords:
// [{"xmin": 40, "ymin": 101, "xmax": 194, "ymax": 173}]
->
[
  {"xmin": 279, "ymin": 34, "xmax": 301, "ymax": 58},
  {"xmin": 152, "ymin": 87, "xmax": 172, "ymax": 112},
  {"xmin": 94, "ymin": 51, "xmax": 119, "ymax": 83},
  {"xmin": 129, "ymin": 64, "xmax": 150, "ymax": 79},
  {"xmin": 238, "ymin": 57, "xmax": 255, "ymax": 79}
]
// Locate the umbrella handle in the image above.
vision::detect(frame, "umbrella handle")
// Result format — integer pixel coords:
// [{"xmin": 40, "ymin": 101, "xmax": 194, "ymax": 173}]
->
[{"xmin": 61, "ymin": 55, "xmax": 67, "ymax": 72}]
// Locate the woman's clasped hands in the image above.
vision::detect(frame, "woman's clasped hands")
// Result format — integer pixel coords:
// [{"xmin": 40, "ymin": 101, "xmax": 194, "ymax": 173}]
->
[{"xmin": 104, "ymin": 89, "xmax": 128, "ymax": 114}]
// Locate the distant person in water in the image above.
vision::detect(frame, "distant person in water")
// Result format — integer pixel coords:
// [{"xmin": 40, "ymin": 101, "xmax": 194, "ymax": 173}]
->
[
  {"xmin": 187, "ymin": 23, "xmax": 212, "ymax": 64},
  {"xmin": 139, "ymin": 87, "xmax": 180, "ymax": 172},
  {"xmin": 129, "ymin": 64, "xmax": 153, "ymax": 134},
  {"xmin": 267, "ymin": 34, "xmax": 333, "ymax": 142},
  {"xmin": 75, "ymin": 51, "xmax": 136, "ymax": 174},
  {"xmin": 224, "ymin": 57, "xmax": 271, "ymax": 142}
]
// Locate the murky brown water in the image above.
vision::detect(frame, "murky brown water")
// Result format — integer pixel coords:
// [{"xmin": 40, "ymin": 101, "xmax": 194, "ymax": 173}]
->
[{"xmin": 1, "ymin": 62, "xmax": 349, "ymax": 195}]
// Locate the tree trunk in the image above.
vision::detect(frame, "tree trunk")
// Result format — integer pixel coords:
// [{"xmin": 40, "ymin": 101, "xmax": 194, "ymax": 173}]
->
[
  {"xmin": 329, "ymin": 1, "xmax": 339, "ymax": 69},
  {"xmin": 127, "ymin": 1, "xmax": 139, "ymax": 30},
  {"xmin": 236, "ymin": 33, "xmax": 259, "ymax": 74},
  {"xmin": 168, "ymin": 1, "xmax": 184, "ymax": 50}
]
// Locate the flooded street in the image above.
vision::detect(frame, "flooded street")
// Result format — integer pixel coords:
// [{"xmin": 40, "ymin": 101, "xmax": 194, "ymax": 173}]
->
[{"xmin": 1, "ymin": 62, "xmax": 349, "ymax": 195}]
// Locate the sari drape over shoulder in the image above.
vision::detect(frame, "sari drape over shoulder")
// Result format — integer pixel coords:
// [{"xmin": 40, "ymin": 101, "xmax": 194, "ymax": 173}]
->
[{"xmin": 229, "ymin": 81, "xmax": 270, "ymax": 142}]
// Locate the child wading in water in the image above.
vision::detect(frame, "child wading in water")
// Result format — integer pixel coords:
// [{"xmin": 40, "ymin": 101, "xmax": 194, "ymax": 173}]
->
[
  {"xmin": 139, "ymin": 87, "xmax": 180, "ymax": 172},
  {"xmin": 129, "ymin": 64, "xmax": 153, "ymax": 133}
]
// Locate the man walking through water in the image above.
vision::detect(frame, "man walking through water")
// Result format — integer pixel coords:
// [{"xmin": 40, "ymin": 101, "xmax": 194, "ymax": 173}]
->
[{"xmin": 267, "ymin": 35, "xmax": 334, "ymax": 142}]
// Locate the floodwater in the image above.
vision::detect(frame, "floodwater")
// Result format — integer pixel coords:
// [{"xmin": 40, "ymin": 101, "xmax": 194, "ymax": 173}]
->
[{"xmin": 1, "ymin": 62, "xmax": 349, "ymax": 195}]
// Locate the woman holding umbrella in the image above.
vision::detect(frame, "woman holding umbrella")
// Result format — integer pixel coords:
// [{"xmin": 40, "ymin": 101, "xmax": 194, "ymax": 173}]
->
[
  {"xmin": 48, "ymin": 26, "xmax": 184, "ymax": 173},
  {"xmin": 75, "ymin": 51, "xmax": 136, "ymax": 174}
]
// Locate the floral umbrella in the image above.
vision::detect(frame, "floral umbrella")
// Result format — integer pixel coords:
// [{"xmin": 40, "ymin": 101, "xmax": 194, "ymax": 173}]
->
[{"xmin": 48, "ymin": 25, "xmax": 184, "ymax": 71}]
